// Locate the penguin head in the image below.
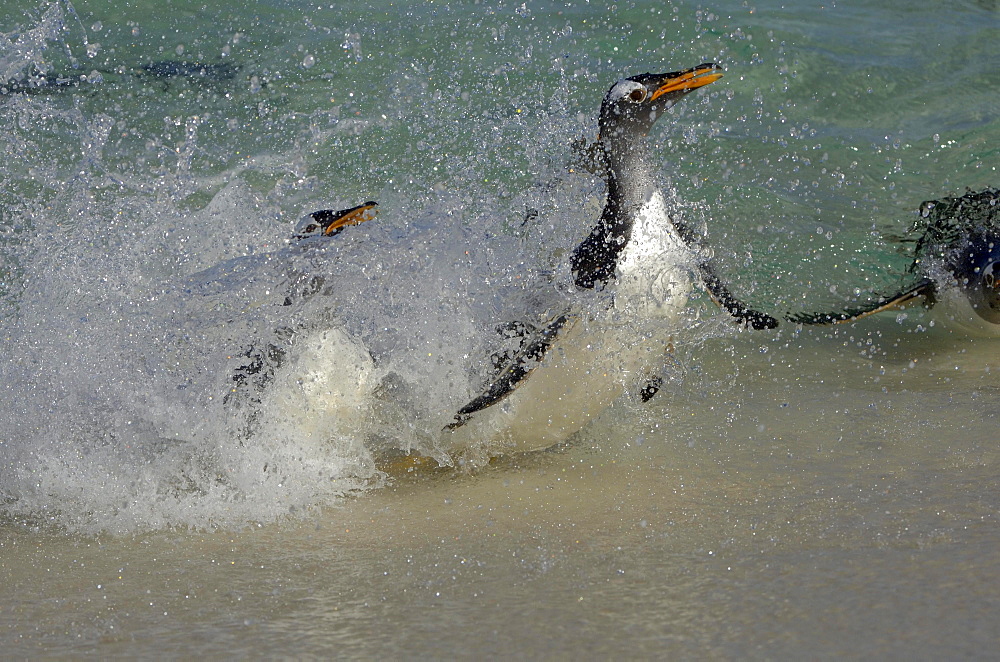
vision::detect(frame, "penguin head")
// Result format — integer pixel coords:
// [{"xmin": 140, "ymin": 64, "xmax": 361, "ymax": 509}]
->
[
  {"xmin": 598, "ymin": 63, "xmax": 722, "ymax": 145},
  {"xmin": 913, "ymin": 189, "xmax": 1000, "ymax": 324},
  {"xmin": 293, "ymin": 201, "xmax": 378, "ymax": 241},
  {"xmin": 956, "ymin": 237, "xmax": 1000, "ymax": 324}
]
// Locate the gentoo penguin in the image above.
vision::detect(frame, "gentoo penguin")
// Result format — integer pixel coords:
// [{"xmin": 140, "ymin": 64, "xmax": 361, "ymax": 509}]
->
[
  {"xmin": 224, "ymin": 202, "xmax": 380, "ymax": 442},
  {"xmin": 224, "ymin": 68, "xmax": 778, "ymax": 466},
  {"xmin": 443, "ymin": 63, "xmax": 775, "ymax": 458},
  {"xmin": 786, "ymin": 187, "xmax": 1000, "ymax": 336}
]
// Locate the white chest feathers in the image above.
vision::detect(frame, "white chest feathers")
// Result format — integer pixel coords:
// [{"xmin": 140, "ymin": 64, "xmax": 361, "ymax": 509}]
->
[
  {"xmin": 259, "ymin": 327, "xmax": 376, "ymax": 441},
  {"xmin": 614, "ymin": 191, "xmax": 694, "ymax": 320}
]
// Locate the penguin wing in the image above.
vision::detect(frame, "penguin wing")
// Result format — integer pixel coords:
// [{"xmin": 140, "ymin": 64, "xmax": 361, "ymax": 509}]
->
[
  {"xmin": 666, "ymin": 214, "xmax": 778, "ymax": 330},
  {"xmin": 784, "ymin": 279, "xmax": 936, "ymax": 325},
  {"xmin": 698, "ymin": 263, "xmax": 779, "ymax": 330},
  {"xmin": 445, "ymin": 313, "xmax": 576, "ymax": 431}
]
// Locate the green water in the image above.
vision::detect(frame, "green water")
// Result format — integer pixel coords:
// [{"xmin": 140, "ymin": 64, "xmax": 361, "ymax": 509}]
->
[{"xmin": 1, "ymin": 0, "xmax": 998, "ymax": 657}]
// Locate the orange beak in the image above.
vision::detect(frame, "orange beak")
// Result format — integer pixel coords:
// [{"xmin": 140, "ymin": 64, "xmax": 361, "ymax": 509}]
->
[
  {"xmin": 649, "ymin": 63, "xmax": 723, "ymax": 102},
  {"xmin": 321, "ymin": 201, "xmax": 378, "ymax": 235}
]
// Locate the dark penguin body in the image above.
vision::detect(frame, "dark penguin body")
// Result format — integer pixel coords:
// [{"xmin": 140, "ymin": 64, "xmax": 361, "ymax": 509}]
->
[{"xmin": 787, "ymin": 188, "xmax": 1000, "ymax": 334}]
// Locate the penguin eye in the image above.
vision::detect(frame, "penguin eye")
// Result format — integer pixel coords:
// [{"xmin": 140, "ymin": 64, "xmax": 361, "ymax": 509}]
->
[{"xmin": 628, "ymin": 87, "xmax": 648, "ymax": 102}]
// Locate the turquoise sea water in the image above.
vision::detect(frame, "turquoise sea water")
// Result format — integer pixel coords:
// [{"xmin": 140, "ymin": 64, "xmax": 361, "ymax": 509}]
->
[{"xmin": 1, "ymin": 0, "xmax": 998, "ymax": 656}]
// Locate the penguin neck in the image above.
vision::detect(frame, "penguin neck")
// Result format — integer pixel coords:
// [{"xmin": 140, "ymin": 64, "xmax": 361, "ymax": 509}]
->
[
  {"xmin": 606, "ymin": 138, "xmax": 658, "ymax": 216},
  {"xmin": 571, "ymin": 136, "xmax": 659, "ymax": 290}
]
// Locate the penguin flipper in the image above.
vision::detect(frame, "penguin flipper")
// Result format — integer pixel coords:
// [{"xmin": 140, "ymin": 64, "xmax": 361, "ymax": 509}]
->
[
  {"xmin": 666, "ymin": 213, "xmax": 777, "ymax": 330},
  {"xmin": 489, "ymin": 320, "xmax": 539, "ymax": 370},
  {"xmin": 784, "ymin": 279, "xmax": 936, "ymax": 325},
  {"xmin": 445, "ymin": 314, "xmax": 575, "ymax": 430},
  {"xmin": 698, "ymin": 263, "xmax": 779, "ymax": 330},
  {"xmin": 294, "ymin": 201, "xmax": 378, "ymax": 240}
]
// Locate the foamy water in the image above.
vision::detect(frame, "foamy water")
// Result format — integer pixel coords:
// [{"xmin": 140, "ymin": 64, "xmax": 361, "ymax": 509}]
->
[{"xmin": 1, "ymin": 0, "xmax": 997, "ymax": 657}]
